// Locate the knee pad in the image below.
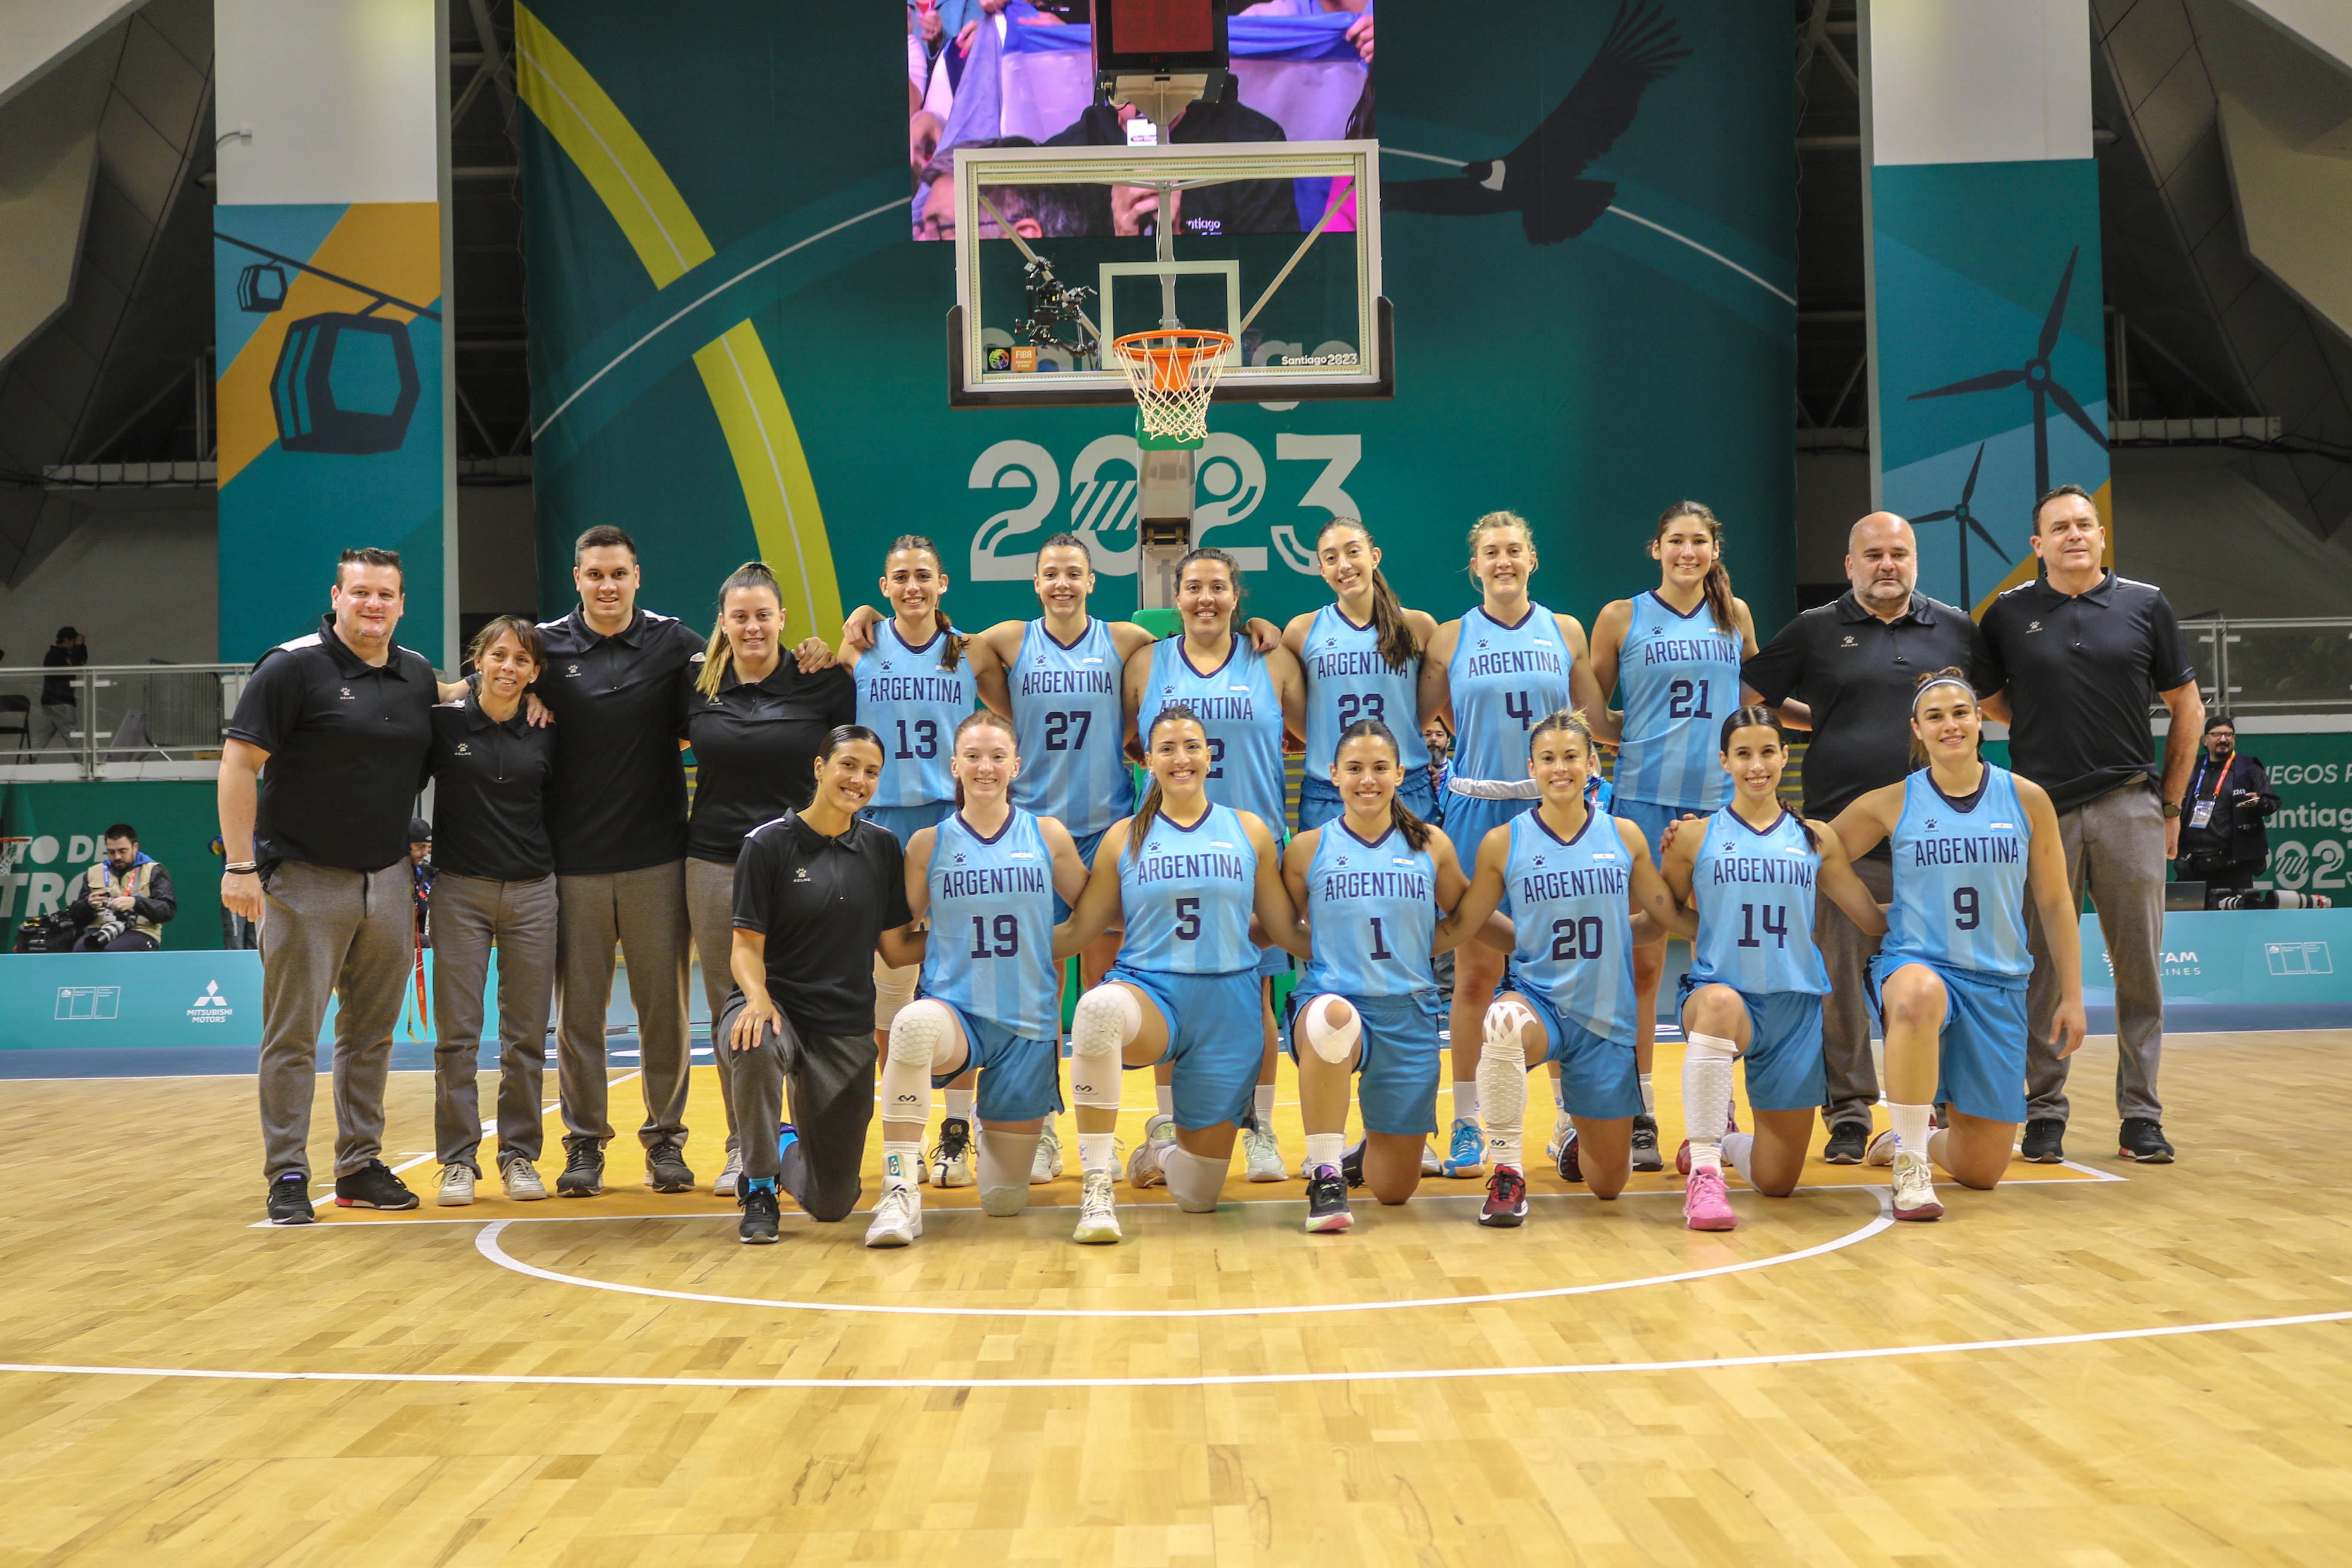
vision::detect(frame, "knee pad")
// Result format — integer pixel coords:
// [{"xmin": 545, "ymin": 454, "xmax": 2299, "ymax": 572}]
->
[
  {"xmin": 1685, "ymin": 1030, "xmax": 1739, "ymax": 1062},
  {"xmin": 872, "ymin": 958, "xmax": 918, "ymax": 1030},
  {"xmin": 1482, "ymin": 998, "xmax": 1538, "ymax": 1060},
  {"xmin": 977, "ymin": 1129, "xmax": 1038, "ymax": 1217},
  {"xmin": 1301, "ymin": 997, "xmax": 1362, "ymax": 1066},
  {"xmin": 888, "ymin": 998, "xmax": 955, "ymax": 1076},
  {"xmin": 1069, "ymin": 985, "xmax": 1140, "ymax": 1110},
  {"xmin": 1164, "ymin": 1143, "xmax": 1229, "ymax": 1212}
]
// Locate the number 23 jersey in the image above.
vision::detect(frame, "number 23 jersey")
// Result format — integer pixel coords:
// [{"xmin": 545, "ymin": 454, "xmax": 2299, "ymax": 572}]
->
[
  {"xmin": 1687, "ymin": 807, "xmax": 1830, "ymax": 995},
  {"xmin": 1506, "ymin": 809, "xmax": 1637, "ymax": 1041},
  {"xmin": 1882, "ymin": 765, "xmax": 2032, "ymax": 979},
  {"xmin": 1116, "ymin": 802, "xmax": 1261, "ymax": 976}
]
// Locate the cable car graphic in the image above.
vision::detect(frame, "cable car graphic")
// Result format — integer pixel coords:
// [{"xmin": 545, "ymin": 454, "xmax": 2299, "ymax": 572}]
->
[{"xmin": 219, "ymin": 232, "xmax": 441, "ymax": 456}]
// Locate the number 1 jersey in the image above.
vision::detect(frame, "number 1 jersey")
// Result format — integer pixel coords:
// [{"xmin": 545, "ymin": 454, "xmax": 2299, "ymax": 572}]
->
[{"xmin": 1298, "ymin": 820, "xmax": 1436, "ymax": 998}]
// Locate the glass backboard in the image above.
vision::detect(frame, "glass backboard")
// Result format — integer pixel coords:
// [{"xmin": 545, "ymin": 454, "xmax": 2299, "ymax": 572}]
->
[{"xmin": 948, "ymin": 139, "xmax": 1388, "ymax": 407}]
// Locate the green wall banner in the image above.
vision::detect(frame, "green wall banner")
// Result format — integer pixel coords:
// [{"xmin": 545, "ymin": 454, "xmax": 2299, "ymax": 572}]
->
[
  {"xmin": 2240, "ymin": 731, "xmax": 2352, "ymax": 896},
  {"xmin": 2, "ymin": 782, "xmax": 227, "ymax": 950},
  {"xmin": 519, "ymin": 1, "xmax": 1798, "ymax": 639}
]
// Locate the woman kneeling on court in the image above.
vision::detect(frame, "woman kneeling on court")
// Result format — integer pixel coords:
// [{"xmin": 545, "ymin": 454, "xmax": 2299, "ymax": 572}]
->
[
  {"xmin": 1050, "ymin": 705, "xmax": 1310, "ymax": 1243},
  {"xmin": 722, "ymin": 726, "xmax": 926, "ymax": 1245},
  {"xmin": 1829, "ymin": 670, "xmax": 2086, "ymax": 1222},
  {"xmin": 867, "ymin": 710, "xmax": 1092, "ymax": 1247},
  {"xmin": 1439, "ymin": 708, "xmax": 1692, "ymax": 1227}
]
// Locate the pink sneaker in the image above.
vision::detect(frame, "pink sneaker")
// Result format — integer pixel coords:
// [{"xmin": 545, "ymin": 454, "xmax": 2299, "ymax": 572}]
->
[{"xmin": 1682, "ymin": 1164, "xmax": 1736, "ymax": 1231}]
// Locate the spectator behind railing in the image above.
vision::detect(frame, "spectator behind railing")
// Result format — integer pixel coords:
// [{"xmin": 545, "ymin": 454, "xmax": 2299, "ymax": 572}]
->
[
  {"xmin": 38, "ymin": 627, "xmax": 86, "ymax": 751},
  {"xmin": 70, "ymin": 823, "xmax": 175, "ymax": 951}
]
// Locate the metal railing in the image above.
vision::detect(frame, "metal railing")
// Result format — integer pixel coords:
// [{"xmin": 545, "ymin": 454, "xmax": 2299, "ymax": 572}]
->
[
  {"xmin": 0, "ymin": 664, "xmax": 252, "ymax": 778},
  {"xmin": 2177, "ymin": 619, "xmax": 2352, "ymax": 717}
]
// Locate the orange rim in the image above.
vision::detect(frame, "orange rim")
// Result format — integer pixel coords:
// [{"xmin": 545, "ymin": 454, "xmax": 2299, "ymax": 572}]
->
[{"xmin": 1112, "ymin": 329, "xmax": 1234, "ymax": 393}]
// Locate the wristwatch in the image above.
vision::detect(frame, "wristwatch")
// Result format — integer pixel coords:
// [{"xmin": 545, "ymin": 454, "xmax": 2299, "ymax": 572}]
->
[{"xmin": 2160, "ymin": 801, "xmax": 2182, "ymax": 820}]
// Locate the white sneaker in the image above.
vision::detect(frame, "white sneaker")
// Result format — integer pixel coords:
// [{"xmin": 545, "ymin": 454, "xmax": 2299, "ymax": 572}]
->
[
  {"xmin": 1544, "ymin": 1111, "xmax": 1574, "ymax": 1163},
  {"xmin": 1243, "ymin": 1118, "xmax": 1285, "ymax": 1182},
  {"xmin": 1073, "ymin": 1169, "xmax": 1122, "ymax": 1244},
  {"xmin": 1031, "ymin": 1119, "xmax": 1064, "ymax": 1183},
  {"xmin": 499, "ymin": 1159, "xmax": 547, "ymax": 1202},
  {"xmin": 711, "ymin": 1148, "xmax": 742, "ymax": 1197},
  {"xmin": 929, "ymin": 1116, "xmax": 976, "ymax": 1188},
  {"xmin": 1421, "ymin": 1139, "xmax": 1442, "ymax": 1176},
  {"xmin": 1127, "ymin": 1112, "xmax": 1174, "ymax": 1188},
  {"xmin": 436, "ymin": 1164, "xmax": 475, "ymax": 1207},
  {"xmin": 1865, "ymin": 1129, "xmax": 1899, "ymax": 1167},
  {"xmin": 1890, "ymin": 1149, "xmax": 1943, "ymax": 1221},
  {"xmin": 864, "ymin": 1184, "xmax": 923, "ymax": 1247}
]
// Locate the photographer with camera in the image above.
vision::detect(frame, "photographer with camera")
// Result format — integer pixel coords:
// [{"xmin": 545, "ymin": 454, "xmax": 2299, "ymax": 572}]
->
[
  {"xmin": 70, "ymin": 823, "xmax": 176, "ymax": 951},
  {"xmin": 2177, "ymin": 716, "xmax": 2327, "ymax": 910}
]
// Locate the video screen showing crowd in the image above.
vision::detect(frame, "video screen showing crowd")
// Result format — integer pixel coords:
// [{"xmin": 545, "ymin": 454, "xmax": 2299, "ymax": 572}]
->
[{"xmin": 229, "ymin": 483, "xmax": 2198, "ymax": 1245}]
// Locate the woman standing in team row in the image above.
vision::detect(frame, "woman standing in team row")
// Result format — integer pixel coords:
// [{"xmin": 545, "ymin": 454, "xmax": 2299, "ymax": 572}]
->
[
  {"xmin": 1830, "ymin": 671, "xmax": 2087, "ymax": 1222},
  {"xmin": 1054, "ymin": 707, "xmax": 1310, "ymax": 1243},
  {"xmin": 865, "ymin": 710, "xmax": 1092, "ymax": 1247},
  {"xmin": 1586, "ymin": 501, "xmax": 1762, "ymax": 1173},
  {"xmin": 1659, "ymin": 708, "xmax": 1884, "ymax": 1231},
  {"xmin": 1439, "ymin": 709, "xmax": 1691, "ymax": 1227},
  {"xmin": 680, "ymin": 561, "xmax": 856, "ymax": 1198},
  {"xmin": 1419, "ymin": 512, "xmax": 1606, "ymax": 1180},
  {"xmin": 1124, "ymin": 546, "xmax": 1307, "ymax": 1184},
  {"xmin": 1281, "ymin": 518, "xmax": 1440, "ymax": 828},
  {"xmin": 1282, "ymin": 719, "xmax": 1471, "ymax": 1233}
]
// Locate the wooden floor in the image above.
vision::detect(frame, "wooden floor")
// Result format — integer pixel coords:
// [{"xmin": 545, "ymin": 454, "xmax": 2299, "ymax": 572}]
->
[{"xmin": 2, "ymin": 1031, "xmax": 2348, "ymax": 1566}]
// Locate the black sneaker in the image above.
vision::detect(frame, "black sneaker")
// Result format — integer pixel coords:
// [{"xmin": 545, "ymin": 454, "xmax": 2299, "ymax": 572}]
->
[
  {"xmin": 738, "ymin": 1185, "xmax": 781, "ymax": 1244},
  {"xmin": 1822, "ymin": 1121, "xmax": 1870, "ymax": 1165},
  {"xmin": 265, "ymin": 1171, "xmax": 315, "ymax": 1226},
  {"xmin": 333, "ymin": 1159, "xmax": 419, "ymax": 1210},
  {"xmin": 2118, "ymin": 1118, "xmax": 2175, "ymax": 1164},
  {"xmin": 2020, "ymin": 1118, "xmax": 2067, "ymax": 1164},
  {"xmin": 643, "ymin": 1138, "xmax": 695, "ymax": 1193},
  {"xmin": 1479, "ymin": 1166, "xmax": 1529, "ymax": 1227},
  {"xmin": 1303, "ymin": 1166, "xmax": 1353, "ymax": 1232},
  {"xmin": 1337, "ymin": 1139, "xmax": 1368, "ymax": 1188},
  {"xmin": 1556, "ymin": 1127, "xmax": 1582, "ymax": 1183},
  {"xmin": 1630, "ymin": 1114, "xmax": 1663, "ymax": 1172},
  {"xmin": 557, "ymin": 1142, "xmax": 605, "ymax": 1197}
]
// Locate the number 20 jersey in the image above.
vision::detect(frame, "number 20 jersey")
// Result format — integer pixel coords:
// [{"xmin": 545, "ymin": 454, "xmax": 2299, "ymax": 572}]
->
[
  {"xmin": 1299, "ymin": 821, "xmax": 1436, "ymax": 999},
  {"xmin": 854, "ymin": 625, "xmax": 976, "ymax": 810},
  {"xmin": 922, "ymin": 808, "xmax": 1060, "ymax": 1038},
  {"xmin": 1116, "ymin": 802, "xmax": 1260, "ymax": 976},
  {"xmin": 1687, "ymin": 808, "xmax": 1829, "ymax": 996},
  {"xmin": 1008, "ymin": 616, "xmax": 1131, "ymax": 837},
  {"xmin": 1881, "ymin": 765, "xmax": 2032, "ymax": 979},
  {"xmin": 1506, "ymin": 810, "xmax": 1636, "ymax": 1041}
]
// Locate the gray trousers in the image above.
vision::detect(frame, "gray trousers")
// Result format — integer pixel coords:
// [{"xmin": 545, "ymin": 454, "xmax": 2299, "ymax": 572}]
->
[
  {"xmin": 256, "ymin": 860, "xmax": 415, "ymax": 1181},
  {"xmin": 430, "ymin": 871, "xmax": 558, "ymax": 1171},
  {"xmin": 554, "ymin": 859, "xmax": 692, "ymax": 1153},
  {"xmin": 36, "ymin": 701, "xmax": 75, "ymax": 751},
  {"xmin": 718, "ymin": 990, "xmax": 875, "ymax": 1223},
  {"xmin": 685, "ymin": 856, "xmax": 742, "ymax": 1155},
  {"xmin": 2026, "ymin": 781, "xmax": 2165, "ymax": 1123},
  {"xmin": 1816, "ymin": 851, "xmax": 1893, "ymax": 1130}
]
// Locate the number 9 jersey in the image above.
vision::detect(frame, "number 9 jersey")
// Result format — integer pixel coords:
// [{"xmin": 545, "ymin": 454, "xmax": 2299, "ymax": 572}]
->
[
  {"xmin": 1882, "ymin": 765, "xmax": 2033, "ymax": 978},
  {"xmin": 1686, "ymin": 807, "xmax": 1830, "ymax": 996},
  {"xmin": 1116, "ymin": 802, "xmax": 1261, "ymax": 976},
  {"xmin": 854, "ymin": 625, "xmax": 977, "ymax": 810}
]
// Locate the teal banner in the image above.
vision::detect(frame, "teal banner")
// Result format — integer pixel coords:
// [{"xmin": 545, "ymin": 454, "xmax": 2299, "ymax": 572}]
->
[{"xmin": 2, "ymin": 781, "xmax": 227, "ymax": 949}]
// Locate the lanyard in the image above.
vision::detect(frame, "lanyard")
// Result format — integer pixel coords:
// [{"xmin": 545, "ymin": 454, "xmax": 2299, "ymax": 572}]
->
[{"xmin": 2192, "ymin": 756, "xmax": 2231, "ymax": 802}]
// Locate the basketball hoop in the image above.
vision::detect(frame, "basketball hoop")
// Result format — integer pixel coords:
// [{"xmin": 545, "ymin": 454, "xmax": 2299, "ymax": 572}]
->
[
  {"xmin": 0, "ymin": 837, "xmax": 28, "ymax": 879},
  {"xmin": 1111, "ymin": 327, "xmax": 1233, "ymax": 449}
]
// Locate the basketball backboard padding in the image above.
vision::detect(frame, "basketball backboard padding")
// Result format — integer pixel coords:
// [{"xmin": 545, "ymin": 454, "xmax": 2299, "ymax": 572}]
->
[{"xmin": 946, "ymin": 297, "xmax": 1390, "ymax": 408}]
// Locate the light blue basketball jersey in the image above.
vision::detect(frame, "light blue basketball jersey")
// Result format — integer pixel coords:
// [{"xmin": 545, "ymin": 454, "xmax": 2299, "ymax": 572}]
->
[
  {"xmin": 1007, "ymin": 617, "xmax": 1131, "ymax": 836},
  {"xmin": 1614, "ymin": 592, "xmax": 1743, "ymax": 811},
  {"xmin": 1300, "ymin": 604, "xmax": 1427, "ymax": 776},
  {"xmin": 1688, "ymin": 807, "xmax": 1830, "ymax": 996},
  {"xmin": 854, "ymin": 624, "xmax": 977, "ymax": 810},
  {"xmin": 1298, "ymin": 821, "xmax": 1436, "ymax": 998},
  {"xmin": 1883, "ymin": 766, "xmax": 2034, "ymax": 979},
  {"xmin": 1446, "ymin": 604, "xmax": 1573, "ymax": 783},
  {"xmin": 1137, "ymin": 637, "xmax": 1285, "ymax": 828},
  {"xmin": 920, "ymin": 808, "xmax": 1061, "ymax": 1038},
  {"xmin": 1506, "ymin": 809, "xmax": 1637, "ymax": 1041},
  {"xmin": 1117, "ymin": 802, "xmax": 1260, "ymax": 975}
]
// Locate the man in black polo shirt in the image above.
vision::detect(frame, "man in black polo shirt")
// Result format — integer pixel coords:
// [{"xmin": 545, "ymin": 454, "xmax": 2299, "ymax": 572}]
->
[
  {"xmin": 1980, "ymin": 484, "xmax": 2203, "ymax": 1165},
  {"xmin": 1742, "ymin": 511, "xmax": 1994, "ymax": 1164},
  {"xmin": 221, "ymin": 547, "xmax": 440, "ymax": 1225}
]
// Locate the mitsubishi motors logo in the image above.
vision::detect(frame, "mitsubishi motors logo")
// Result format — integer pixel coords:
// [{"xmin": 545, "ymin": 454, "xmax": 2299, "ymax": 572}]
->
[{"xmin": 189, "ymin": 980, "xmax": 234, "ymax": 1023}]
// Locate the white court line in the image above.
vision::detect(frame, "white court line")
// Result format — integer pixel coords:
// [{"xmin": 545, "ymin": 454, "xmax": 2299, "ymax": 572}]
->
[
  {"xmin": 469, "ymin": 1194, "xmax": 1895, "ymax": 1318},
  {"xmin": 5, "ymin": 1307, "xmax": 2345, "ymax": 1391}
]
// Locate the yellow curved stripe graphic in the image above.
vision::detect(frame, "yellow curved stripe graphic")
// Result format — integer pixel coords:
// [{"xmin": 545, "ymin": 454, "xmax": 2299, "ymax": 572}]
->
[{"xmin": 513, "ymin": 3, "xmax": 841, "ymax": 632}]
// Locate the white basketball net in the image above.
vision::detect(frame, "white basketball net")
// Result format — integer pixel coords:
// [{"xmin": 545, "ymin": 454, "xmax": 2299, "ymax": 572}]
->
[
  {"xmin": 1111, "ymin": 329, "xmax": 1233, "ymax": 446},
  {"xmin": 0, "ymin": 839, "xmax": 27, "ymax": 878}
]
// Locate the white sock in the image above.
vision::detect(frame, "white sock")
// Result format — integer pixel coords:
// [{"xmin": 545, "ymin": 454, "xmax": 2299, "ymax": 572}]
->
[
  {"xmin": 1552, "ymin": 1072, "xmax": 1567, "ymax": 1113},
  {"xmin": 882, "ymin": 1139, "xmax": 921, "ymax": 1193},
  {"xmin": 1253, "ymin": 1083, "xmax": 1276, "ymax": 1125},
  {"xmin": 1156, "ymin": 1084, "xmax": 1176, "ymax": 1118},
  {"xmin": 1681, "ymin": 1034, "xmax": 1737, "ymax": 1174},
  {"xmin": 1476, "ymin": 1008, "xmax": 1531, "ymax": 1171},
  {"xmin": 1638, "ymin": 1071, "xmax": 1656, "ymax": 1116},
  {"xmin": 1454, "ymin": 1079, "xmax": 1479, "ymax": 1124},
  {"xmin": 1305, "ymin": 1132, "xmax": 1346, "ymax": 1172},
  {"xmin": 1078, "ymin": 1132, "xmax": 1117, "ymax": 1173},
  {"xmin": 1890, "ymin": 1101, "xmax": 1932, "ymax": 1154},
  {"xmin": 1721, "ymin": 1131, "xmax": 1755, "ymax": 1175},
  {"xmin": 945, "ymin": 1087, "xmax": 974, "ymax": 1123}
]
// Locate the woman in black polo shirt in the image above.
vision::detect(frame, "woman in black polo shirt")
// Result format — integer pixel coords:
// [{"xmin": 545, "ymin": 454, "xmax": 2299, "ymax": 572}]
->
[
  {"xmin": 721, "ymin": 725, "xmax": 925, "ymax": 1244},
  {"xmin": 427, "ymin": 615, "xmax": 559, "ymax": 1206},
  {"xmin": 680, "ymin": 560, "xmax": 856, "ymax": 1198}
]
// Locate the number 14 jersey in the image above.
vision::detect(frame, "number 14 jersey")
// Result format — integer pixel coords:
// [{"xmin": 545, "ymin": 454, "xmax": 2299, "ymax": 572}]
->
[{"xmin": 1687, "ymin": 807, "xmax": 1829, "ymax": 996}]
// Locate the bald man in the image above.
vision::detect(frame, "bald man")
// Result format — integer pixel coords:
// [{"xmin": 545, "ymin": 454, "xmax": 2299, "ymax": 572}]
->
[{"xmin": 1741, "ymin": 514, "xmax": 1995, "ymax": 1163}]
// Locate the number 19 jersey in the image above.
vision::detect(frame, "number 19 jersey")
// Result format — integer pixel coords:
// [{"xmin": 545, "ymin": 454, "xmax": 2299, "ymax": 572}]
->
[
  {"xmin": 1687, "ymin": 807, "xmax": 1829, "ymax": 996},
  {"xmin": 1298, "ymin": 821, "xmax": 1436, "ymax": 998},
  {"xmin": 1008, "ymin": 616, "xmax": 1131, "ymax": 837},
  {"xmin": 1116, "ymin": 803, "xmax": 1260, "ymax": 976},
  {"xmin": 921, "ymin": 808, "xmax": 1060, "ymax": 1038},
  {"xmin": 1883, "ymin": 765, "xmax": 2033, "ymax": 979},
  {"xmin": 1506, "ymin": 809, "xmax": 1636, "ymax": 1041},
  {"xmin": 854, "ymin": 625, "xmax": 976, "ymax": 810}
]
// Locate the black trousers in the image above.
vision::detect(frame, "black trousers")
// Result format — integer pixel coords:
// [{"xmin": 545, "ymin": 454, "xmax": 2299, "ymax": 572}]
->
[
  {"xmin": 717, "ymin": 991, "xmax": 876, "ymax": 1223},
  {"xmin": 73, "ymin": 928, "xmax": 159, "ymax": 952}
]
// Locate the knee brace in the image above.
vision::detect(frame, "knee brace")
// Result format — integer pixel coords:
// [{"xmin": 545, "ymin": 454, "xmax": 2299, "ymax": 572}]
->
[
  {"xmin": 1069, "ymin": 985, "xmax": 1141, "ymax": 1111},
  {"xmin": 1481, "ymin": 997, "xmax": 1538, "ymax": 1062},
  {"xmin": 1163, "ymin": 1142, "xmax": 1230, "ymax": 1212},
  {"xmin": 1301, "ymin": 996, "xmax": 1362, "ymax": 1066},
  {"xmin": 880, "ymin": 998, "xmax": 954, "ymax": 1124},
  {"xmin": 872, "ymin": 956, "xmax": 918, "ymax": 1030},
  {"xmin": 977, "ymin": 1129, "xmax": 1039, "ymax": 1217}
]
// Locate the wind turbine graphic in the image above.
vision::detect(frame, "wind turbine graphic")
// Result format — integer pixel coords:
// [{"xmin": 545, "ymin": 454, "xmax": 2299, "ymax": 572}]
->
[
  {"xmin": 1907, "ymin": 245, "xmax": 2107, "ymax": 499},
  {"xmin": 1911, "ymin": 442, "xmax": 2009, "ymax": 608}
]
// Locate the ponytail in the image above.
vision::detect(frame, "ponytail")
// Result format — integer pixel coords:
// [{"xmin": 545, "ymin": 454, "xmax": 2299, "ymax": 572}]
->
[
  {"xmin": 1718, "ymin": 703, "xmax": 1819, "ymax": 851},
  {"xmin": 1317, "ymin": 518, "xmax": 1421, "ymax": 671},
  {"xmin": 1654, "ymin": 500, "xmax": 1737, "ymax": 636},
  {"xmin": 697, "ymin": 560, "xmax": 783, "ymax": 700},
  {"xmin": 1128, "ymin": 704, "xmax": 1205, "ymax": 862},
  {"xmin": 884, "ymin": 533, "xmax": 965, "ymax": 671}
]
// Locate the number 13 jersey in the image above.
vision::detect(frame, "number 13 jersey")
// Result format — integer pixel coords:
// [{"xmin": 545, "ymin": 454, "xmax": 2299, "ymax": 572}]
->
[
  {"xmin": 1882, "ymin": 765, "xmax": 2032, "ymax": 978},
  {"xmin": 1116, "ymin": 803, "xmax": 1260, "ymax": 976},
  {"xmin": 854, "ymin": 625, "xmax": 976, "ymax": 810},
  {"xmin": 1687, "ymin": 807, "xmax": 1829, "ymax": 996}
]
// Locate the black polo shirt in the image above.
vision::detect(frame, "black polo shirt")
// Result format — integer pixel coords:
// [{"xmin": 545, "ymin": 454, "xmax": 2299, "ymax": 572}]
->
[
  {"xmin": 1742, "ymin": 590, "xmax": 1993, "ymax": 826},
  {"xmin": 682, "ymin": 656, "xmax": 857, "ymax": 864},
  {"xmin": 429, "ymin": 692, "xmax": 556, "ymax": 881},
  {"xmin": 533, "ymin": 605, "xmax": 707, "ymax": 876},
  {"xmin": 227, "ymin": 618, "xmax": 436, "ymax": 873},
  {"xmin": 1979, "ymin": 571, "xmax": 2197, "ymax": 814},
  {"xmin": 730, "ymin": 811, "xmax": 912, "ymax": 1036}
]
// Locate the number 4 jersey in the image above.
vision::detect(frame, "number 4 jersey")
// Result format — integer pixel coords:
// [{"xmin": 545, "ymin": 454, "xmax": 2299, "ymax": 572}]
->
[
  {"xmin": 1882, "ymin": 765, "xmax": 2033, "ymax": 979},
  {"xmin": 1505, "ymin": 809, "xmax": 1637, "ymax": 1041},
  {"xmin": 1687, "ymin": 807, "xmax": 1830, "ymax": 996},
  {"xmin": 921, "ymin": 807, "xmax": 1061, "ymax": 1038},
  {"xmin": 854, "ymin": 625, "xmax": 977, "ymax": 810}
]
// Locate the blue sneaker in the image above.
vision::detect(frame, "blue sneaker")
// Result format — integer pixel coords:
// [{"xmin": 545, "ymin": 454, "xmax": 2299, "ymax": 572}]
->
[{"xmin": 1441, "ymin": 1117, "xmax": 1485, "ymax": 1178}]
